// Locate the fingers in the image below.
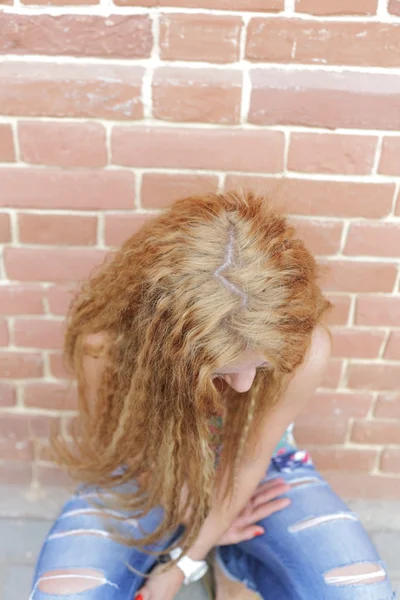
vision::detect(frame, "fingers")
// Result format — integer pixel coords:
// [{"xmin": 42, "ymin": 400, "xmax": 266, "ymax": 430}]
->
[
  {"xmin": 251, "ymin": 479, "xmax": 290, "ymax": 509},
  {"xmin": 224, "ymin": 525, "xmax": 265, "ymax": 545},
  {"xmin": 134, "ymin": 587, "xmax": 148, "ymax": 600},
  {"xmin": 236, "ymin": 495, "xmax": 290, "ymax": 530}
]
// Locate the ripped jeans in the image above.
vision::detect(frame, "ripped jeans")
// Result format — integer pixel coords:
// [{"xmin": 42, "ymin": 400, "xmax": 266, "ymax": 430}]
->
[{"xmin": 30, "ymin": 448, "xmax": 396, "ymax": 600}]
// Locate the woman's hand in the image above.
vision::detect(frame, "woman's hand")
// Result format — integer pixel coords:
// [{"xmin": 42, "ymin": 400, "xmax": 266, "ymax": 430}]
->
[
  {"xmin": 134, "ymin": 478, "xmax": 290, "ymax": 599},
  {"xmin": 217, "ymin": 477, "xmax": 290, "ymax": 545},
  {"xmin": 134, "ymin": 563, "xmax": 184, "ymax": 600}
]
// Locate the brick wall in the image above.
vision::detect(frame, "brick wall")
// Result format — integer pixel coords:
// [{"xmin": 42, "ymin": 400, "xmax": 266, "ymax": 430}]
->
[{"xmin": 0, "ymin": 0, "xmax": 399, "ymax": 498}]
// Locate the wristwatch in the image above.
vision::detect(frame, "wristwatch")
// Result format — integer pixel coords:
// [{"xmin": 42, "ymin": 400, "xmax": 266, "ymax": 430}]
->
[{"xmin": 169, "ymin": 547, "xmax": 209, "ymax": 585}]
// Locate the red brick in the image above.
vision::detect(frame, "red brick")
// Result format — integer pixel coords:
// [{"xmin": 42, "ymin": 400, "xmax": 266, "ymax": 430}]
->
[
  {"xmin": 36, "ymin": 439, "xmax": 55, "ymax": 462},
  {"xmin": 295, "ymin": 0, "xmax": 378, "ymax": 15},
  {"xmin": 46, "ymin": 284, "xmax": 77, "ymax": 316},
  {"xmin": 4, "ymin": 247, "xmax": 107, "ymax": 283},
  {"xmin": 322, "ymin": 260, "xmax": 397, "ymax": 293},
  {"xmin": 30, "ymin": 414, "xmax": 60, "ymax": 438},
  {"xmin": 18, "ymin": 213, "xmax": 98, "ymax": 246},
  {"xmin": 344, "ymin": 222, "xmax": 400, "ymax": 258},
  {"xmin": 0, "ymin": 462, "xmax": 32, "ymax": 484},
  {"xmin": 289, "ymin": 217, "xmax": 342, "ymax": 256},
  {"xmin": 14, "ymin": 318, "xmax": 64, "ymax": 350},
  {"xmin": 381, "ymin": 449, "xmax": 400, "ymax": 473},
  {"xmin": 0, "ymin": 284, "xmax": 44, "ymax": 315},
  {"xmin": 384, "ymin": 331, "xmax": 400, "ymax": 360},
  {"xmin": 0, "ymin": 213, "xmax": 11, "ymax": 243},
  {"xmin": 288, "ymin": 133, "xmax": 376, "ymax": 175},
  {"xmin": 49, "ymin": 352, "xmax": 71, "ymax": 379},
  {"xmin": 0, "ymin": 168, "xmax": 135, "ymax": 210},
  {"xmin": 153, "ymin": 67, "xmax": 242, "ymax": 125},
  {"xmin": 36, "ymin": 465, "xmax": 71, "ymax": 487},
  {"xmin": 247, "ymin": 20, "xmax": 399, "ymax": 68},
  {"xmin": 0, "ymin": 439, "xmax": 33, "ymax": 461},
  {"xmin": 305, "ymin": 391, "xmax": 373, "ymax": 419},
  {"xmin": 321, "ymin": 359, "xmax": 343, "ymax": 388},
  {"xmin": 23, "ymin": 382, "xmax": 77, "ymax": 410},
  {"xmin": 0, "ymin": 413, "xmax": 30, "ymax": 439},
  {"xmin": 116, "ymin": 0, "xmax": 283, "ymax": 9},
  {"xmin": 348, "ymin": 364, "xmax": 400, "ymax": 391},
  {"xmin": 160, "ymin": 14, "xmax": 241, "ymax": 63},
  {"xmin": 0, "ymin": 382, "xmax": 17, "ymax": 407},
  {"xmin": 105, "ymin": 213, "xmax": 153, "ymax": 247},
  {"xmin": 0, "ymin": 15, "xmax": 152, "ymax": 58},
  {"xmin": 249, "ymin": 69, "xmax": 400, "ymax": 130},
  {"xmin": 355, "ymin": 296, "xmax": 400, "ymax": 327},
  {"xmin": 112, "ymin": 126, "xmax": 285, "ymax": 173},
  {"xmin": 225, "ymin": 176, "xmax": 394, "ymax": 219},
  {"xmin": 375, "ymin": 393, "xmax": 400, "ymax": 419},
  {"xmin": 141, "ymin": 173, "xmax": 219, "ymax": 209},
  {"xmin": 352, "ymin": 419, "xmax": 400, "ymax": 445},
  {"xmin": 0, "ymin": 62, "xmax": 143, "ymax": 119},
  {"xmin": 323, "ymin": 472, "xmax": 400, "ymax": 500},
  {"xmin": 294, "ymin": 416, "xmax": 349, "ymax": 445},
  {"xmin": 0, "ymin": 351, "xmax": 42, "ymax": 378},
  {"xmin": 379, "ymin": 137, "xmax": 400, "ymax": 175},
  {"xmin": 389, "ymin": 0, "xmax": 400, "ymax": 15},
  {"xmin": 310, "ymin": 447, "xmax": 377, "ymax": 472},
  {"xmin": 324, "ymin": 294, "xmax": 351, "ymax": 326},
  {"xmin": 0, "ymin": 123, "xmax": 15, "ymax": 162},
  {"xmin": 0, "ymin": 320, "xmax": 9, "ymax": 346},
  {"xmin": 19, "ymin": 122, "xmax": 107, "ymax": 168},
  {"xmin": 331, "ymin": 328, "xmax": 385, "ymax": 359}
]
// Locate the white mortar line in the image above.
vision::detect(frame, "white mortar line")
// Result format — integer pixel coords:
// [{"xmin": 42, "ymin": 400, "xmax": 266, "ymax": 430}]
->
[
  {"xmin": 0, "ymin": 160, "xmax": 398, "ymax": 184},
  {"xmin": 378, "ymin": 329, "xmax": 392, "ymax": 359},
  {"xmin": 347, "ymin": 294, "xmax": 357, "ymax": 327},
  {"xmin": 377, "ymin": 0, "xmax": 389, "ymax": 18},
  {"xmin": 285, "ymin": 0, "xmax": 296, "ymax": 15},
  {"xmin": 389, "ymin": 181, "xmax": 400, "ymax": 217},
  {"xmin": 239, "ymin": 15, "xmax": 251, "ymax": 124},
  {"xmin": 393, "ymin": 264, "xmax": 400, "ymax": 293},
  {"xmin": 2, "ymin": 5, "xmax": 400, "ymax": 21},
  {"xmin": 134, "ymin": 171, "xmax": 143, "ymax": 210},
  {"xmin": 217, "ymin": 173, "xmax": 225, "ymax": 193},
  {"xmin": 8, "ymin": 210, "xmax": 19, "ymax": 245},
  {"xmin": 97, "ymin": 214, "xmax": 105, "ymax": 248},
  {"xmin": 338, "ymin": 220, "xmax": 350, "ymax": 255},
  {"xmin": 338, "ymin": 359, "xmax": 349, "ymax": 389},
  {"xmin": 10, "ymin": 121, "xmax": 21, "ymax": 163},
  {"xmin": 2, "ymin": 53, "xmax": 400, "ymax": 75},
  {"xmin": 142, "ymin": 11, "xmax": 160, "ymax": 120},
  {"xmin": 372, "ymin": 135, "xmax": 384, "ymax": 176},
  {"xmin": 283, "ymin": 130, "xmax": 290, "ymax": 175},
  {"xmin": 1, "ymin": 116, "xmax": 400, "ymax": 137}
]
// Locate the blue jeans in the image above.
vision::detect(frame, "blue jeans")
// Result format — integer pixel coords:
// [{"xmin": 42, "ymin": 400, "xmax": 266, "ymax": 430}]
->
[{"xmin": 30, "ymin": 450, "xmax": 396, "ymax": 599}]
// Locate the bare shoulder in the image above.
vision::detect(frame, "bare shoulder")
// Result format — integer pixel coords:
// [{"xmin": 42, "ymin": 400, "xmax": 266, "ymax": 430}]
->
[{"xmin": 306, "ymin": 325, "xmax": 332, "ymax": 371}]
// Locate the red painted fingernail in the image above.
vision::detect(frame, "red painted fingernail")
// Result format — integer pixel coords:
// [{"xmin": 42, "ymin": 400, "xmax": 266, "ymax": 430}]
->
[
  {"xmin": 136, "ymin": 595, "xmax": 144, "ymax": 600},
  {"xmin": 254, "ymin": 530, "xmax": 264, "ymax": 537}
]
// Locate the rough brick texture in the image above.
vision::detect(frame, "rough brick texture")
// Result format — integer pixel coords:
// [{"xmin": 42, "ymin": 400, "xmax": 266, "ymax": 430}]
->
[
  {"xmin": 295, "ymin": 0, "xmax": 378, "ymax": 14},
  {"xmin": 0, "ymin": 0, "xmax": 399, "ymax": 498}
]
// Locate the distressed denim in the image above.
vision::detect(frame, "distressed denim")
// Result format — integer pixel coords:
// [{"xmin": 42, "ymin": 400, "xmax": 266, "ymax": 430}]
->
[{"xmin": 30, "ymin": 449, "xmax": 396, "ymax": 599}]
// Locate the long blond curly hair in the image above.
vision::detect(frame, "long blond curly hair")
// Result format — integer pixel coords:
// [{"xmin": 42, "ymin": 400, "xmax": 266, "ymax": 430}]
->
[{"xmin": 55, "ymin": 191, "xmax": 329, "ymax": 555}]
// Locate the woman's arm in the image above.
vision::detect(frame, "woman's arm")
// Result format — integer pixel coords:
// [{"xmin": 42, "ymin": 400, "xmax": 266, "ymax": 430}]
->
[{"xmin": 186, "ymin": 325, "xmax": 331, "ymax": 561}]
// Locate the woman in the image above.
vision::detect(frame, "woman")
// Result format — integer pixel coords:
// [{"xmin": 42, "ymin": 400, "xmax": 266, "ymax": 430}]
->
[{"xmin": 30, "ymin": 191, "xmax": 394, "ymax": 600}]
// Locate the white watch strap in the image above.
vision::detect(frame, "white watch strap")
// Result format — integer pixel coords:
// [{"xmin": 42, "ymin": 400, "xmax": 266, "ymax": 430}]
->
[{"xmin": 170, "ymin": 547, "xmax": 208, "ymax": 585}]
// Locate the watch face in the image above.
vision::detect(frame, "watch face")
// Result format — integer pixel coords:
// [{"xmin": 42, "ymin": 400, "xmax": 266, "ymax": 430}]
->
[{"xmin": 188, "ymin": 563, "xmax": 208, "ymax": 583}]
